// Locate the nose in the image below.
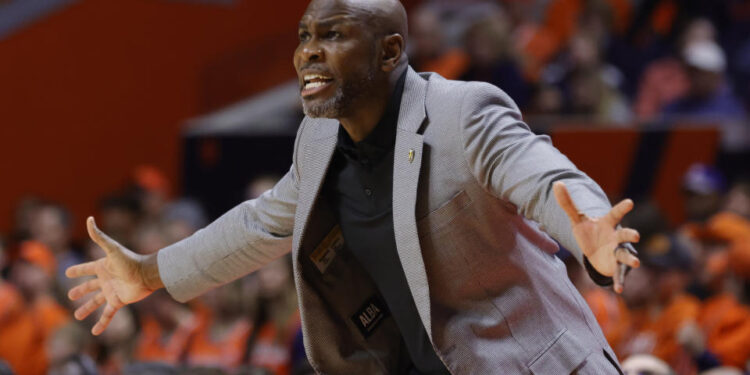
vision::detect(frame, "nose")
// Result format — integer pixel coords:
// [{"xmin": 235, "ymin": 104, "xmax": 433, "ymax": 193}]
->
[{"xmin": 301, "ymin": 43, "xmax": 323, "ymax": 62}]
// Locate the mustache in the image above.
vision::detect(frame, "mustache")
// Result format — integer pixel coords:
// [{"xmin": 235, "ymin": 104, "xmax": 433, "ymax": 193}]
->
[{"xmin": 298, "ymin": 64, "xmax": 333, "ymax": 75}]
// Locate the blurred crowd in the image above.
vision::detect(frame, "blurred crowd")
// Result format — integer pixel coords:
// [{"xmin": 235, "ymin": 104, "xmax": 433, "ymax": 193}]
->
[
  {"xmin": 410, "ymin": 0, "xmax": 750, "ymax": 150},
  {"xmin": 2, "ymin": 0, "xmax": 750, "ymax": 374},
  {"xmin": 563, "ymin": 163, "xmax": 750, "ymax": 375},
  {"xmin": 0, "ymin": 167, "xmax": 306, "ymax": 375}
]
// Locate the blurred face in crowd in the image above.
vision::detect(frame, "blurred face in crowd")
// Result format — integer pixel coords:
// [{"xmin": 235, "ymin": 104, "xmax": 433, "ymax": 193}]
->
[
  {"xmin": 30, "ymin": 205, "xmax": 70, "ymax": 252},
  {"xmin": 464, "ymin": 13, "xmax": 510, "ymax": 67},
  {"xmin": 684, "ymin": 190, "xmax": 722, "ymax": 222},
  {"xmin": 569, "ymin": 33, "xmax": 601, "ymax": 69},
  {"xmin": 569, "ymin": 72, "xmax": 603, "ymax": 114},
  {"xmin": 621, "ymin": 265, "xmax": 656, "ymax": 308},
  {"xmin": 411, "ymin": 7, "xmax": 443, "ymax": 59},
  {"xmin": 10, "ymin": 262, "xmax": 51, "ymax": 297},
  {"xmin": 723, "ymin": 182, "xmax": 750, "ymax": 218},
  {"xmin": 679, "ymin": 18, "xmax": 716, "ymax": 50},
  {"xmin": 294, "ymin": 0, "xmax": 382, "ymax": 118}
]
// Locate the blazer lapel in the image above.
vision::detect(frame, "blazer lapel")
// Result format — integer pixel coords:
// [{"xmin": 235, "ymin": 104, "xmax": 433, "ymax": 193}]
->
[
  {"xmin": 292, "ymin": 119, "xmax": 338, "ymax": 254},
  {"xmin": 392, "ymin": 68, "xmax": 433, "ymax": 339}
]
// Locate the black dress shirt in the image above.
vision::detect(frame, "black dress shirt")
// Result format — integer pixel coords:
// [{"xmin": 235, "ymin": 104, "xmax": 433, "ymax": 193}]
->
[{"xmin": 321, "ymin": 72, "xmax": 449, "ymax": 374}]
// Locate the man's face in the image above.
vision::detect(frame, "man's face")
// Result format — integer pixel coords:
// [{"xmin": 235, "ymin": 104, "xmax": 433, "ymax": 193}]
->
[{"xmin": 294, "ymin": 0, "xmax": 381, "ymax": 118}]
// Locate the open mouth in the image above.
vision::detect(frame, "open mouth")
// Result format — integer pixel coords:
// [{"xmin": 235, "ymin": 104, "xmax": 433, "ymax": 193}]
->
[{"xmin": 301, "ymin": 73, "xmax": 334, "ymax": 97}]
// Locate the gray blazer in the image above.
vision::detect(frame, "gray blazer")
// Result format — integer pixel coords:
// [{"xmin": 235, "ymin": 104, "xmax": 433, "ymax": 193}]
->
[{"xmin": 158, "ymin": 68, "xmax": 623, "ymax": 374}]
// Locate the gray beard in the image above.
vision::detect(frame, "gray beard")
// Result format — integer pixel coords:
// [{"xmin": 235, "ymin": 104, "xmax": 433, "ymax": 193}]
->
[{"xmin": 302, "ymin": 69, "xmax": 376, "ymax": 119}]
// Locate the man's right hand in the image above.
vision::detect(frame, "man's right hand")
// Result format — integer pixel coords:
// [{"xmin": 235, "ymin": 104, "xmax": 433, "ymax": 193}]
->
[{"xmin": 66, "ymin": 217, "xmax": 163, "ymax": 335}]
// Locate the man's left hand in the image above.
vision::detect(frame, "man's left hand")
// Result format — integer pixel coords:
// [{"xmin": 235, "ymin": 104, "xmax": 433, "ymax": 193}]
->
[{"xmin": 553, "ymin": 181, "xmax": 640, "ymax": 293}]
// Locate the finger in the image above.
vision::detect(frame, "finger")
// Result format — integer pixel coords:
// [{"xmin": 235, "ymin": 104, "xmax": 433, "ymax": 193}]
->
[
  {"xmin": 65, "ymin": 261, "xmax": 97, "ymax": 279},
  {"xmin": 86, "ymin": 216, "xmax": 117, "ymax": 254},
  {"xmin": 613, "ymin": 263, "xmax": 628, "ymax": 294},
  {"xmin": 92, "ymin": 304, "xmax": 119, "ymax": 336},
  {"xmin": 553, "ymin": 181, "xmax": 584, "ymax": 224},
  {"xmin": 68, "ymin": 279, "xmax": 101, "ymax": 301},
  {"xmin": 616, "ymin": 228, "xmax": 641, "ymax": 244},
  {"xmin": 606, "ymin": 199, "xmax": 634, "ymax": 226},
  {"xmin": 615, "ymin": 247, "xmax": 641, "ymax": 268},
  {"xmin": 74, "ymin": 292, "xmax": 105, "ymax": 320}
]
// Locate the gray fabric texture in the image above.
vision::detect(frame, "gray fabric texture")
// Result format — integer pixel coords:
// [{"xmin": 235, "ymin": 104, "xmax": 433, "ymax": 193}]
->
[{"xmin": 158, "ymin": 67, "xmax": 621, "ymax": 374}]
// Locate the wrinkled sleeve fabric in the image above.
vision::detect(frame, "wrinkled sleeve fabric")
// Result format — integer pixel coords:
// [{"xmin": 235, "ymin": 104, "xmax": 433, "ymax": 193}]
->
[
  {"xmin": 458, "ymin": 81, "xmax": 611, "ymax": 265},
  {"xmin": 157, "ymin": 129, "xmax": 303, "ymax": 302}
]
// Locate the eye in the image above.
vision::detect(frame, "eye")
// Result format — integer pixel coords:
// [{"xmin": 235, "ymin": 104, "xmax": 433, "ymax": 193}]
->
[
  {"xmin": 298, "ymin": 31, "xmax": 311, "ymax": 42},
  {"xmin": 324, "ymin": 31, "xmax": 341, "ymax": 40}
]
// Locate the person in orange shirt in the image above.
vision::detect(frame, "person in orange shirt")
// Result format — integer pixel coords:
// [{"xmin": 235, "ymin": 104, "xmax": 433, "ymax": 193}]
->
[
  {"xmin": 11, "ymin": 241, "xmax": 71, "ymax": 340},
  {"xmin": 133, "ymin": 291, "xmax": 198, "ymax": 364},
  {"xmin": 0, "ymin": 237, "xmax": 49, "ymax": 375},
  {"xmin": 246, "ymin": 257, "xmax": 301, "ymax": 375},
  {"xmin": 187, "ymin": 281, "xmax": 253, "ymax": 369},
  {"xmin": 615, "ymin": 202, "xmax": 708, "ymax": 372},
  {"xmin": 691, "ymin": 211, "xmax": 750, "ymax": 369}
]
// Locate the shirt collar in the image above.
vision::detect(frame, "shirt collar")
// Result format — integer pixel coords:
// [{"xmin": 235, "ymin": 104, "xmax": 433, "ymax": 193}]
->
[{"xmin": 337, "ymin": 70, "xmax": 407, "ymax": 161}]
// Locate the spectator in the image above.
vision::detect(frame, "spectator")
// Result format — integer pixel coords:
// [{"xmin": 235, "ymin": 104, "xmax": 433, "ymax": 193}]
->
[
  {"xmin": 634, "ymin": 18, "xmax": 716, "ymax": 120},
  {"xmin": 162, "ymin": 199, "xmax": 208, "ymax": 244},
  {"xmin": 29, "ymin": 203, "xmax": 83, "ymax": 290},
  {"xmin": 0, "ymin": 235, "xmax": 47, "ymax": 375},
  {"xmin": 409, "ymin": 5, "xmax": 469, "ymax": 80},
  {"xmin": 46, "ymin": 322, "xmax": 98, "ymax": 375},
  {"xmin": 540, "ymin": 25, "xmax": 631, "ymax": 123},
  {"xmin": 98, "ymin": 193, "xmax": 141, "ymax": 249},
  {"xmin": 187, "ymin": 281, "xmax": 252, "ymax": 369},
  {"xmin": 662, "ymin": 41, "xmax": 745, "ymax": 120},
  {"xmin": 682, "ymin": 164, "xmax": 727, "ymax": 223},
  {"xmin": 6, "ymin": 241, "xmax": 70, "ymax": 375},
  {"xmin": 95, "ymin": 306, "xmax": 138, "ymax": 375},
  {"xmin": 460, "ymin": 10, "xmax": 531, "ymax": 108},
  {"xmin": 722, "ymin": 180, "xmax": 750, "ymax": 219},
  {"xmin": 247, "ymin": 256, "xmax": 301, "ymax": 375},
  {"xmin": 132, "ymin": 165, "xmax": 171, "ymax": 223},
  {"xmin": 134, "ymin": 291, "xmax": 198, "ymax": 364}
]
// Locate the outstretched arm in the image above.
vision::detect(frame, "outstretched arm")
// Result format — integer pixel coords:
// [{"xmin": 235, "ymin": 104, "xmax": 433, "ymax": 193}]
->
[
  {"xmin": 458, "ymin": 81, "xmax": 640, "ymax": 291},
  {"xmin": 68, "ymin": 164, "xmax": 299, "ymax": 334},
  {"xmin": 66, "ymin": 217, "xmax": 162, "ymax": 335}
]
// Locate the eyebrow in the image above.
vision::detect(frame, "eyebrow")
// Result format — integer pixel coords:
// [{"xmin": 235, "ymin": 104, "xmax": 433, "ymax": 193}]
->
[{"xmin": 299, "ymin": 14, "xmax": 357, "ymax": 29}]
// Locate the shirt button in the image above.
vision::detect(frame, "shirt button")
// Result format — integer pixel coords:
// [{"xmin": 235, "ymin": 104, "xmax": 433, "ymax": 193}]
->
[{"xmin": 364, "ymin": 188, "xmax": 373, "ymax": 196}]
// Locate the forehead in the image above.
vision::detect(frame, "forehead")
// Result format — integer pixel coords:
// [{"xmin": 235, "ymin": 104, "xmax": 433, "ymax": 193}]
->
[{"xmin": 300, "ymin": 0, "xmax": 374, "ymax": 26}]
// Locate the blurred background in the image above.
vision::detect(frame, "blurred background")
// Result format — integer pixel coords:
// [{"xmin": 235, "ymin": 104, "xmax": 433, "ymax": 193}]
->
[{"xmin": 1, "ymin": 0, "xmax": 749, "ymax": 374}]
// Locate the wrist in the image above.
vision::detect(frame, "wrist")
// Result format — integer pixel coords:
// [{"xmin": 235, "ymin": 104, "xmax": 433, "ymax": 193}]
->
[{"xmin": 139, "ymin": 253, "xmax": 164, "ymax": 292}]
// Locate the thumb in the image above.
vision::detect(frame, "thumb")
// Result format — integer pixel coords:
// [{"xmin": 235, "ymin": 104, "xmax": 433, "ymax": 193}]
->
[{"xmin": 86, "ymin": 216, "xmax": 118, "ymax": 254}]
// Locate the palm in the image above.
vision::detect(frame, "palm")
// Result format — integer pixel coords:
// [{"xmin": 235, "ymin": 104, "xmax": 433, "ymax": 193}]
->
[
  {"xmin": 66, "ymin": 217, "xmax": 155, "ymax": 335},
  {"xmin": 570, "ymin": 217, "xmax": 621, "ymax": 276},
  {"xmin": 553, "ymin": 182, "xmax": 640, "ymax": 292},
  {"xmin": 94, "ymin": 252, "xmax": 150, "ymax": 306}
]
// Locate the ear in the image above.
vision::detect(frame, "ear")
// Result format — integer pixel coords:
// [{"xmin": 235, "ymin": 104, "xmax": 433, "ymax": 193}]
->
[{"xmin": 380, "ymin": 33, "xmax": 405, "ymax": 72}]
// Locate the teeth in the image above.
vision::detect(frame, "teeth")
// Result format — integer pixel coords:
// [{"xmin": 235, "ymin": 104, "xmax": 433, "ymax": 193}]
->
[
  {"xmin": 305, "ymin": 81, "xmax": 328, "ymax": 89},
  {"xmin": 304, "ymin": 74, "xmax": 331, "ymax": 81}
]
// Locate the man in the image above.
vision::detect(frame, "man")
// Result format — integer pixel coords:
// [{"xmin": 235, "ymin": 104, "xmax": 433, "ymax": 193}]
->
[{"xmin": 66, "ymin": 0, "xmax": 641, "ymax": 373}]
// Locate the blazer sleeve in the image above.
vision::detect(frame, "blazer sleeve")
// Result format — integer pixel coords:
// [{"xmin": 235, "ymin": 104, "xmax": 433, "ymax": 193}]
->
[
  {"xmin": 157, "ymin": 125, "xmax": 304, "ymax": 302},
  {"xmin": 458, "ymin": 81, "xmax": 611, "ymax": 264}
]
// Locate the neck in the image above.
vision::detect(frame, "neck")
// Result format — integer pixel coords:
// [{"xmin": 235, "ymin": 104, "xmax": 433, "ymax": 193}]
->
[{"xmin": 339, "ymin": 66, "xmax": 406, "ymax": 142}]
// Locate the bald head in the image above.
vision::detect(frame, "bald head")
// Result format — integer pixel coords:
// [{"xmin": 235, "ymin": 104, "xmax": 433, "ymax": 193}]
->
[{"xmin": 305, "ymin": 0, "xmax": 408, "ymax": 42}]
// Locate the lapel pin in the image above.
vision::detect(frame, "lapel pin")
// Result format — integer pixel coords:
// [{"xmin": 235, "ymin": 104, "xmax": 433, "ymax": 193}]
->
[{"xmin": 408, "ymin": 149, "xmax": 415, "ymax": 163}]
